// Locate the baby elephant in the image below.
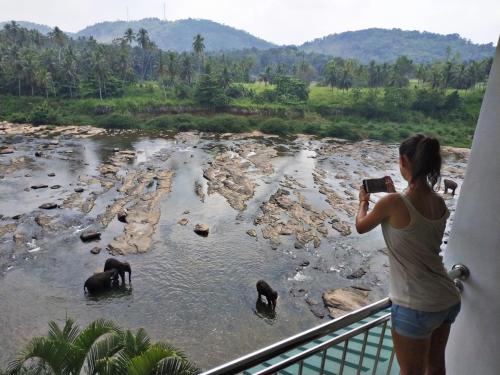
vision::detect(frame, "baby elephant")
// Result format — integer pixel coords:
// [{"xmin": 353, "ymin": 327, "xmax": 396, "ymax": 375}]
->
[
  {"xmin": 256, "ymin": 280, "xmax": 278, "ymax": 310},
  {"xmin": 104, "ymin": 258, "xmax": 132, "ymax": 284},
  {"xmin": 84, "ymin": 269, "xmax": 119, "ymax": 294},
  {"xmin": 443, "ymin": 179, "xmax": 458, "ymax": 196}
]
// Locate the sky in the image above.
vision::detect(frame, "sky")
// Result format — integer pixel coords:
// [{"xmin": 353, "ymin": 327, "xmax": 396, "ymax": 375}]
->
[{"xmin": 0, "ymin": 0, "xmax": 498, "ymax": 46}]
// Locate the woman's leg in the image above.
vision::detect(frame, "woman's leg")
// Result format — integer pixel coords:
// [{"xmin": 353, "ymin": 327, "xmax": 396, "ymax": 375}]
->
[
  {"xmin": 392, "ymin": 329, "xmax": 430, "ymax": 375},
  {"xmin": 426, "ymin": 323, "xmax": 451, "ymax": 375}
]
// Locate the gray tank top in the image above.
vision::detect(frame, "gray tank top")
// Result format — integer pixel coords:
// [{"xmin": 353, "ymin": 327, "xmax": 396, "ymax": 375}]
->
[{"xmin": 381, "ymin": 193, "xmax": 460, "ymax": 311}]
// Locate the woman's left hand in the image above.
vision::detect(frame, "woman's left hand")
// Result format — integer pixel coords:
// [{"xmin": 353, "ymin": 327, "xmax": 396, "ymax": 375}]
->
[{"xmin": 359, "ymin": 185, "xmax": 370, "ymax": 203}]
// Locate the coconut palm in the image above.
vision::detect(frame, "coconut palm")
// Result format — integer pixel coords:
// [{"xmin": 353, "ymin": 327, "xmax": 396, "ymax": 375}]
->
[
  {"xmin": 123, "ymin": 28, "xmax": 135, "ymax": 45},
  {"xmin": 7, "ymin": 318, "xmax": 199, "ymax": 375},
  {"xmin": 192, "ymin": 34, "xmax": 205, "ymax": 73}
]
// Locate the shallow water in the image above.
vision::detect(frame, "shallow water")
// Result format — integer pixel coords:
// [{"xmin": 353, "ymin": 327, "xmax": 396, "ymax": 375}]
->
[{"xmin": 0, "ymin": 131, "xmax": 465, "ymax": 368}]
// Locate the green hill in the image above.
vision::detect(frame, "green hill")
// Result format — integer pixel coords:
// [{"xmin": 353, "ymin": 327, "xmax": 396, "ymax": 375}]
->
[
  {"xmin": 0, "ymin": 20, "xmax": 56, "ymax": 35},
  {"xmin": 74, "ymin": 18, "xmax": 275, "ymax": 52},
  {"xmin": 299, "ymin": 28, "xmax": 495, "ymax": 63}
]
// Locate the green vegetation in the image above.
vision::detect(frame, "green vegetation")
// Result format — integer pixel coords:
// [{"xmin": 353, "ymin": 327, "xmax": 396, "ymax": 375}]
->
[
  {"xmin": 0, "ymin": 22, "xmax": 490, "ymax": 147},
  {"xmin": 5, "ymin": 317, "xmax": 199, "ymax": 375}
]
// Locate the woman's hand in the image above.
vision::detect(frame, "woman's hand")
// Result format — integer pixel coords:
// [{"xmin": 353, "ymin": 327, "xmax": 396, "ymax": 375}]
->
[
  {"xmin": 359, "ymin": 185, "xmax": 370, "ymax": 203},
  {"xmin": 384, "ymin": 176, "xmax": 396, "ymax": 193}
]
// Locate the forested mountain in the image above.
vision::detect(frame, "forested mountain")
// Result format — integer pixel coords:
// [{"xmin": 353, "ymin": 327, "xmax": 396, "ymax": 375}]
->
[
  {"xmin": 1, "ymin": 18, "xmax": 274, "ymax": 52},
  {"xmin": 299, "ymin": 28, "xmax": 495, "ymax": 63},
  {"xmin": 0, "ymin": 21, "xmax": 55, "ymax": 35}
]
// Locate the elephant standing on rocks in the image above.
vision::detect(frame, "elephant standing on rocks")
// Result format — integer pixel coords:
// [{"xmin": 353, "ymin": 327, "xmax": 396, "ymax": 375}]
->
[
  {"xmin": 84, "ymin": 269, "xmax": 119, "ymax": 294},
  {"xmin": 104, "ymin": 258, "xmax": 132, "ymax": 284},
  {"xmin": 443, "ymin": 179, "xmax": 458, "ymax": 196}
]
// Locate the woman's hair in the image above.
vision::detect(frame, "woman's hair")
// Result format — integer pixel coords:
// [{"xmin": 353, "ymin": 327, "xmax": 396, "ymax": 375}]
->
[{"xmin": 399, "ymin": 134, "xmax": 441, "ymax": 188}]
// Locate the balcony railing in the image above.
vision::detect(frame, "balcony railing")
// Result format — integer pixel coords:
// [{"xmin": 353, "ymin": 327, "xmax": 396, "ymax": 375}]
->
[{"xmin": 201, "ymin": 264, "xmax": 469, "ymax": 375}]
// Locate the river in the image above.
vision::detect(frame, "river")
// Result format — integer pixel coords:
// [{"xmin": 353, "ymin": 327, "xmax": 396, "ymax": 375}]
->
[{"xmin": 0, "ymin": 125, "xmax": 468, "ymax": 368}]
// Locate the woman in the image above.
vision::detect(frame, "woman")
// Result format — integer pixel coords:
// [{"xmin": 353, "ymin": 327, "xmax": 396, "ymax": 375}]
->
[{"xmin": 355, "ymin": 134, "xmax": 460, "ymax": 375}]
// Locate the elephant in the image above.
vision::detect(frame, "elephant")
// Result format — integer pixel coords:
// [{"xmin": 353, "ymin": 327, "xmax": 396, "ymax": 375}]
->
[
  {"xmin": 84, "ymin": 269, "xmax": 119, "ymax": 294},
  {"xmin": 444, "ymin": 179, "xmax": 458, "ymax": 196},
  {"xmin": 104, "ymin": 258, "xmax": 131, "ymax": 284},
  {"xmin": 256, "ymin": 280, "xmax": 278, "ymax": 310}
]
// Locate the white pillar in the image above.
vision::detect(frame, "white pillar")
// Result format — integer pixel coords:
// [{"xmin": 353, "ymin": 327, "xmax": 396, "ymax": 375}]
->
[{"xmin": 444, "ymin": 37, "xmax": 500, "ymax": 375}]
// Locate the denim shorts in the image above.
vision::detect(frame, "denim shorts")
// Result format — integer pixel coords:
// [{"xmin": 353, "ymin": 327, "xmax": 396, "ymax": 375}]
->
[{"xmin": 391, "ymin": 302, "xmax": 461, "ymax": 339}]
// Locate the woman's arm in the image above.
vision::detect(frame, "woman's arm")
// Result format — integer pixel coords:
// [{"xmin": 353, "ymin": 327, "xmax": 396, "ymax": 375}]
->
[{"xmin": 356, "ymin": 177, "xmax": 396, "ymax": 234}]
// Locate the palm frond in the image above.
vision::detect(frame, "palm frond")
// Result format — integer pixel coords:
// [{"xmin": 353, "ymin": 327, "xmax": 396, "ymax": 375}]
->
[
  {"xmin": 85, "ymin": 334, "xmax": 123, "ymax": 375},
  {"xmin": 154, "ymin": 357, "xmax": 200, "ymax": 375},
  {"xmin": 128, "ymin": 345, "xmax": 198, "ymax": 375},
  {"xmin": 70, "ymin": 319, "xmax": 123, "ymax": 375},
  {"xmin": 7, "ymin": 337, "xmax": 69, "ymax": 375}
]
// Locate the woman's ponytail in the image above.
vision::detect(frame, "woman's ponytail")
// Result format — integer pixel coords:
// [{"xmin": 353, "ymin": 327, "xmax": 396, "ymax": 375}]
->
[{"xmin": 399, "ymin": 134, "xmax": 441, "ymax": 188}]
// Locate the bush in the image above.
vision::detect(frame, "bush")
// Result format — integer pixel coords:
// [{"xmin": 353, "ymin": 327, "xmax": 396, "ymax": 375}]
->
[
  {"xmin": 97, "ymin": 113, "xmax": 138, "ymax": 129},
  {"xmin": 199, "ymin": 115, "xmax": 251, "ymax": 133},
  {"xmin": 29, "ymin": 102, "xmax": 60, "ymax": 125},
  {"xmin": 275, "ymin": 75, "xmax": 309, "ymax": 102},
  {"xmin": 260, "ymin": 118, "xmax": 293, "ymax": 136},
  {"xmin": 174, "ymin": 83, "xmax": 192, "ymax": 99},
  {"xmin": 7, "ymin": 112, "xmax": 30, "ymax": 123},
  {"xmin": 225, "ymin": 84, "xmax": 254, "ymax": 99},
  {"xmin": 322, "ymin": 123, "xmax": 362, "ymax": 141}
]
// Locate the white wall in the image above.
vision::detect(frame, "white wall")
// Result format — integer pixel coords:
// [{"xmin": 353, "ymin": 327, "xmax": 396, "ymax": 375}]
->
[{"xmin": 444, "ymin": 37, "xmax": 500, "ymax": 375}]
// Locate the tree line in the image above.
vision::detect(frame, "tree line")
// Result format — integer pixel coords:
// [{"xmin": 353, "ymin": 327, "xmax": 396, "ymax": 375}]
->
[{"xmin": 0, "ymin": 21, "xmax": 493, "ymax": 104}]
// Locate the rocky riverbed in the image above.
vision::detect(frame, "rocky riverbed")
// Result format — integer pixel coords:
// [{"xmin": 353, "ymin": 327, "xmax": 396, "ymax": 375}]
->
[{"xmin": 0, "ymin": 121, "xmax": 468, "ymax": 368}]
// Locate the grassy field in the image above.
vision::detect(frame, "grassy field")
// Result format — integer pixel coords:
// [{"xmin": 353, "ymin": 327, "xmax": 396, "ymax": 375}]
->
[{"xmin": 0, "ymin": 83, "xmax": 483, "ymax": 148}]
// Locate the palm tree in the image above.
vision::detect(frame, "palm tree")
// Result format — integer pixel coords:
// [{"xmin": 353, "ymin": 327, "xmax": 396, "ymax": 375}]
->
[
  {"xmin": 166, "ymin": 52, "xmax": 178, "ymax": 87},
  {"xmin": 180, "ymin": 54, "xmax": 194, "ymax": 85},
  {"xmin": 124, "ymin": 28, "xmax": 135, "ymax": 45},
  {"xmin": 8, "ymin": 318, "xmax": 199, "ymax": 375},
  {"xmin": 192, "ymin": 34, "xmax": 205, "ymax": 74},
  {"xmin": 49, "ymin": 26, "xmax": 66, "ymax": 63}
]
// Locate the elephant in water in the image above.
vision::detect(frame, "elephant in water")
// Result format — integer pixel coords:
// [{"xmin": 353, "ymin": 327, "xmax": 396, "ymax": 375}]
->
[
  {"xmin": 104, "ymin": 258, "xmax": 132, "ymax": 284},
  {"xmin": 84, "ymin": 269, "xmax": 119, "ymax": 294}
]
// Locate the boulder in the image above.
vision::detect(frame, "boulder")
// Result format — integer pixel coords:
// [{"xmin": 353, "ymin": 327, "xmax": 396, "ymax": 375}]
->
[
  {"xmin": 309, "ymin": 305, "xmax": 327, "ymax": 319},
  {"xmin": 246, "ymin": 229, "xmax": 257, "ymax": 237},
  {"xmin": 39, "ymin": 203, "xmax": 58, "ymax": 210},
  {"xmin": 80, "ymin": 230, "xmax": 101, "ymax": 242},
  {"xmin": 31, "ymin": 184, "xmax": 48, "ymax": 189},
  {"xmin": 90, "ymin": 246, "xmax": 101, "ymax": 255},
  {"xmin": 0, "ymin": 147, "xmax": 14, "ymax": 154},
  {"xmin": 34, "ymin": 151, "xmax": 43, "ymax": 157},
  {"xmin": 117, "ymin": 210, "xmax": 128, "ymax": 223},
  {"xmin": 322, "ymin": 287, "xmax": 370, "ymax": 318},
  {"xmin": 347, "ymin": 267, "xmax": 366, "ymax": 279},
  {"xmin": 194, "ymin": 223, "xmax": 209, "ymax": 236},
  {"xmin": 178, "ymin": 218, "xmax": 189, "ymax": 226}
]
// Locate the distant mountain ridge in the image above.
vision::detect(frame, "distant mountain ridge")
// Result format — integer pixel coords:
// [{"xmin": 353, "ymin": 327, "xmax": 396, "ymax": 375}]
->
[
  {"xmin": 299, "ymin": 28, "xmax": 495, "ymax": 63},
  {"xmin": 0, "ymin": 19, "xmax": 494, "ymax": 62}
]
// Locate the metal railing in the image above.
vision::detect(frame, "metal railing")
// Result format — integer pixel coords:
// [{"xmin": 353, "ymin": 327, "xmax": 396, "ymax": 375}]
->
[
  {"xmin": 201, "ymin": 298, "xmax": 392, "ymax": 375},
  {"xmin": 201, "ymin": 263, "xmax": 469, "ymax": 375}
]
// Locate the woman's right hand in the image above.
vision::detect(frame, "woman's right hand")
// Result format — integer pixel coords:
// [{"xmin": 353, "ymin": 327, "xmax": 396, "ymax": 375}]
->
[{"xmin": 384, "ymin": 176, "xmax": 396, "ymax": 193}]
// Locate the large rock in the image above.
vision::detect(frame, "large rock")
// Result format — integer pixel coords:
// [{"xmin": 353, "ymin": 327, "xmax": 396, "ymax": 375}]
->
[
  {"xmin": 246, "ymin": 229, "xmax": 257, "ymax": 237},
  {"xmin": 194, "ymin": 223, "xmax": 209, "ymax": 236},
  {"xmin": 347, "ymin": 267, "xmax": 366, "ymax": 279},
  {"xmin": 31, "ymin": 184, "xmax": 48, "ymax": 189},
  {"xmin": 178, "ymin": 218, "xmax": 189, "ymax": 226},
  {"xmin": 117, "ymin": 210, "xmax": 128, "ymax": 223},
  {"xmin": 322, "ymin": 287, "xmax": 370, "ymax": 318},
  {"xmin": 80, "ymin": 230, "xmax": 101, "ymax": 242},
  {"xmin": 39, "ymin": 203, "xmax": 58, "ymax": 210},
  {"xmin": 0, "ymin": 147, "xmax": 14, "ymax": 154}
]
